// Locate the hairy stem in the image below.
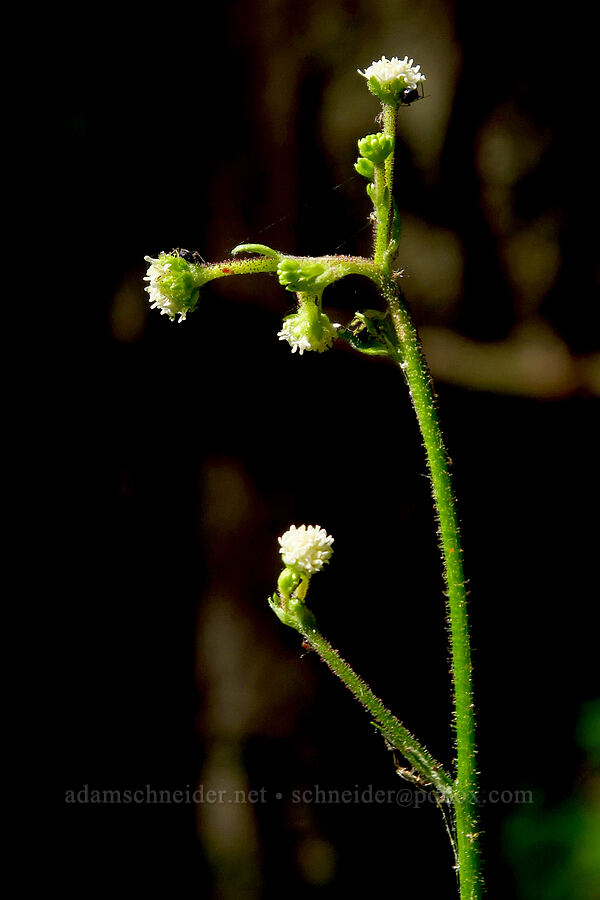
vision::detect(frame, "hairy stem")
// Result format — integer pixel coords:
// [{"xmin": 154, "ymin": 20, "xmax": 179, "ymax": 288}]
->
[
  {"xmin": 301, "ymin": 625, "xmax": 453, "ymax": 796},
  {"xmin": 193, "ymin": 256, "xmax": 279, "ymax": 285},
  {"xmin": 380, "ymin": 275, "xmax": 482, "ymax": 899},
  {"xmin": 382, "ymin": 104, "xmax": 397, "ymax": 199},
  {"xmin": 373, "ymin": 162, "xmax": 389, "ymax": 268},
  {"xmin": 197, "ymin": 250, "xmax": 482, "ymax": 895},
  {"xmin": 370, "ymin": 105, "xmax": 397, "ymax": 270}
]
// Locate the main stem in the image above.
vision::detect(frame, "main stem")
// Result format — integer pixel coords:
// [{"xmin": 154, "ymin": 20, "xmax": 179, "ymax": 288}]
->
[{"xmin": 381, "ymin": 276, "xmax": 481, "ymax": 899}]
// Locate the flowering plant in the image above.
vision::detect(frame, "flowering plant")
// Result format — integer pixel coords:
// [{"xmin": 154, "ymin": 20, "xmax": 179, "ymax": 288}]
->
[{"xmin": 144, "ymin": 54, "xmax": 482, "ymax": 899}]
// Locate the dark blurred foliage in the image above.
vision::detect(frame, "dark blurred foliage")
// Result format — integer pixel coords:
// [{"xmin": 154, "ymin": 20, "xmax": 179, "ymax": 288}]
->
[{"xmin": 52, "ymin": 1, "xmax": 599, "ymax": 897}]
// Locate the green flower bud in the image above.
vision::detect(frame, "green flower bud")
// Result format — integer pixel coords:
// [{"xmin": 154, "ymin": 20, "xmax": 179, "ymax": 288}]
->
[
  {"xmin": 354, "ymin": 157, "xmax": 375, "ymax": 180},
  {"xmin": 144, "ymin": 253, "xmax": 200, "ymax": 323},
  {"xmin": 277, "ymin": 258, "xmax": 337, "ymax": 293},
  {"xmin": 365, "ymin": 181, "xmax": 389, "ymax": 209},
  {"xmin": 357, "ymin": 133, "xmax": 395, "ymax": 165},
  {"xmin": 277, "ymin": 567, "xmax": 302, "ymax": 599},
  {"xmin": 269, "ymin": 592, "xmax": 317, "ymax": 633}
]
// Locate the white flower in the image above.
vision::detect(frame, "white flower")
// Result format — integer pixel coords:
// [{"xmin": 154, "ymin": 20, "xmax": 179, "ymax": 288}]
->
[
  {"xmin": 277, "ymin": 307, "xmax": 337, "ymax": 355},
  {"xmin": 144, "ymin": 256, "xmax": 179, "ymax": 320},
  {"xmin": 277, "ymin": 317, "xmax": 312, "ymax": 354},
  {"xmin": 278, "ymin": 524, "xmax": 334, "ymax": 575},
  {"xmin": 358, "ymin": 55, "xmax": 426, "ymax": 91},
  {"xmin": 143, "ymin": 254, "xmax": 200, "ymax": 323}
]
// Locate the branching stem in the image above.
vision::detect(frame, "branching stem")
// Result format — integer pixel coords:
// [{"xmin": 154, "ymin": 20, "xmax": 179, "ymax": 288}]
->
[
  {"xmin": 186, "ymin": 233, "xmax": 482, "ymax": 900},
  {"xmin": 148, "ymin": 56, "xmax": 482, "ymax": 900}
]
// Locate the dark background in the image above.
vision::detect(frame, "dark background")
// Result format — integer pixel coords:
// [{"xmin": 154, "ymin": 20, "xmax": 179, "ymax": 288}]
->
[{"xmin": 55, "ymin": 1, "xmax": 599, "ymax": 897}]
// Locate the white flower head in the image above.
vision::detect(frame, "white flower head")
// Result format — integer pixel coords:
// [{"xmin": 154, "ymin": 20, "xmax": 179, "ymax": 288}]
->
[
  {"xmin": 358, "ymin": 55, "xmax": 426, "ymax": 105},
  {"xmin": 277, "ymin": 316, "xmax": 312, "ymax": 354},
  {"xmin": 144, "ymin": 256, "xmax": 178, "ymax": 320},
  {"xmin": 278, "ymin": 524, "xmax": 334, "ymax": 575},
  {"xmin": 143, "ymin": 254, "xmax": 199, "ymax": 323},
  {"xmin": 277, "ymin": 303, "xmax": 337, "ymax": 355}
]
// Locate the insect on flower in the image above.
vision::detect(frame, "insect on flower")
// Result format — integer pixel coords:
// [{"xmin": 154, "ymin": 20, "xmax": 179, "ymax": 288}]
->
[
  {"xmin": 399, "ymin": 82, "xmax": 425, "ymax": 106},
  {"xmin": 170, "ymin": 247, "xmax": 206, "ymax": 264}
]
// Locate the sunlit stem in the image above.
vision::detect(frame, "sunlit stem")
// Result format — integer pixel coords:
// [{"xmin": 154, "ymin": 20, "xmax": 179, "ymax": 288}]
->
[
  {"xmin": 379, "ymin": 275, "xmax": 482, "ymax": 900},
  {"xmin": 187, "ymin": 248, "xmax": 482, "ymax": 897},
  {"xmin": 371, "ymin": 104, "xmax": 398, "ymax": 271},
  {"xmin": 373, "ymin": 162, "xmax": 389, "ymax": 267},
  {"xmin": 193, "ymin": 253, "xmax": 382, "ymax": 290},
  {"xmin": 191, "ymin": 256, "xmax": 279, "ymax": 286},
  {"xmin": 382, "ymin": 104, "xmax": 398, "ymax": 198}
]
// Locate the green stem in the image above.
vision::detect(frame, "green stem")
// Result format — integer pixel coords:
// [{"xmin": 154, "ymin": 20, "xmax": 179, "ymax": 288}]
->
[
  {"xmin": 379, "ymin": 275, "xmax": 481, "ymax": 899},
  {"xmin": 192, "ymin": 256, "xmax": 279, "ymax": 286},
  {"xmin": 373, "ymin": 162, "xmax": 389, "ymax": 267},
  {"xmin": 194, "ymin": 252, "xmax": 381, "ymax": 290},
  {"xmin": 382, "ymin": 104, "xmax": 397, "ymax": 199},
  {"xmin": 205, "ymin": 249, "xmax": 482, "ymax": 894},
  {"xmin": 301, "ymin": 625, "xmax": 453, "ymax": 796},
  {"xmin": 371, "ymin": 105, "xmax": 397, "ymax": 271}
]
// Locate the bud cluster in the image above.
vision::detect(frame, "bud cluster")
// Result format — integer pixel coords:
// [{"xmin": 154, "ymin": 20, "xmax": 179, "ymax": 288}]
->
[
  {"xmin": 357, "ymin": 133, "xmax": 395, "ymax": 165},
  {"xmin": 277, "ymin": 258, "xmax": 337, "ymax": 294}
]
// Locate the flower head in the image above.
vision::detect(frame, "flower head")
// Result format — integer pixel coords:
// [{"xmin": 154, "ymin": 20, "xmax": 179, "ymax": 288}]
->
[
  {"xmin": 277, "ymin": 296, "xmax": 337, "ymax": 355},
  {"xmin": 144, "ymin": 253, "xmax": 200, "ymax": 322},
  {"xmin": 278, "ymin": 525, "xmax": 334, "ymax": 575},
  {"xmin": 358, "ymin": 55, "xmax": 426, "ymax": 105}
]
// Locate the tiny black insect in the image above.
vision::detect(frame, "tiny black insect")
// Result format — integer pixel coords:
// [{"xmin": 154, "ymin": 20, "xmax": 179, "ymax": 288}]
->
[
  {"xmin": 399, "ymin": 82, "xmax": 425, "ymax": 106},
  {"xmin": 170, "ymin": 248, "xmax": 206, "ymax": 263}
]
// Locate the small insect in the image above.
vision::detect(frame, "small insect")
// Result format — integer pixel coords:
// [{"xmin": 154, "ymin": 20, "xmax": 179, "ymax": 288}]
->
[
  {"xmin": 384, "ymin": 741, "xmax": 457, "ymax": 863},
  {"xmin": 299, "ymin": 638, "xmax": 313, "ymax": 659},
  {"xmin": 170, "ymin": 248, "xmax": 206, "ymax": 264},
  {"xmin": 384, "ymin": 739, "xmax": 432, "ymax": 787},
  {"xmin": 394, "ymin": 764, "xmax": 432, "ymax": 788},
  {"xmin": 399, "ymin": 82, "xmax": 425, "ymax": 106}
]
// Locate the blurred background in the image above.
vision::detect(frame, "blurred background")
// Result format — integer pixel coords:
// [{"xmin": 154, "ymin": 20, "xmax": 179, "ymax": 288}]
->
[{"xmin": 56, "ymin": 0, "xmax": 599, "ymax": 897}]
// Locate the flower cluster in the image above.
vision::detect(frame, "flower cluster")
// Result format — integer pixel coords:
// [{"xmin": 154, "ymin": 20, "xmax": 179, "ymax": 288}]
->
[
  {"xmin": 358, "ymin": 55, "xmax": 426, "ymax": 106},
  {"xmin": 144, "ymin": 254, "xmax": 200, "ymax": 323},
  {"xmin": 278, "ymin": 525, "xmax": 334, "ymax": 576},
  {"xmin": 277, "ymin": 297, "xmax": 337, "ymax": 355}
]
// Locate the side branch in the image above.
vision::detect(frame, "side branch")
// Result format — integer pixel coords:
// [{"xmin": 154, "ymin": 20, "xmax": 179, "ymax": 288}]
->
[
  {"xmin": 194, "ymin": 252, "xmax": 383, "ymax": 288},
  {"xmin": 194, "ymin": 256, "xmax": 279, "ymax": 284},
  {"xmin": 303, "ymin": 625, "xmax": 454, "ymax": 796}
]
